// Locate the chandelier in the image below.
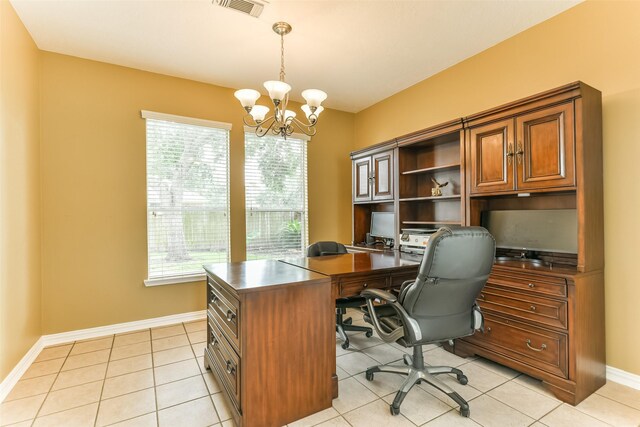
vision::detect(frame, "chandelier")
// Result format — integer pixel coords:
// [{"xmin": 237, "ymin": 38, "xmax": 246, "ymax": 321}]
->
[{"xmin": 234, "ymin": 22, "xmax": 327, "ymax": 139}]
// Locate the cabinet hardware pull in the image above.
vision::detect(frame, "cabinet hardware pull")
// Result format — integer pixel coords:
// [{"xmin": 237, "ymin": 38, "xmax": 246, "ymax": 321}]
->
[
  {"xmin": 506, "ymin": 143, "xmax": 514, "ymax": 166},
  {"xmin": 516, "ymin": 143, "xmax": 524, "ymax": 164},
  {"xmin": 530, "ymin": 305, "xmax": 536, "ymax": 311},
  {"xmin": 526, "ymin": 339, "xmax": 547, "ymax": 352},
  {"xmin": 226, "ymin": 360, "xmax": 236, "ymax": 375},
  {"xmin": 528, "ymin": 283, "xmax": 535, "ymax": 288},
  {"xmin": 485, "ymin": 327, "xmax": 492, "ymax": 334},
  {"xmin": 226, "ymin": 310, "xmax": 236, "ymax": 322},
  {"xmin": 211, "ymin": 295, "xmax": 218, "ymax": 304},
  {"xmin": 363, "ymin": 283, "xmax": 368, "ymax": 288},
  {"xmin": 479, "ymin": 293, "xmax": 485, "ymax": 300}
]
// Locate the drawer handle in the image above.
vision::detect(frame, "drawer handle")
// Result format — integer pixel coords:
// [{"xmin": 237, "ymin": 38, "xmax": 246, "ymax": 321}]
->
[
  {"xmin": 526, "ymin": 339, "xmax": 547, "ymax": 352},
  {"xmin": 211, "ymin": 295, "xmax": 219, "ymax": 304},
  {"xmin": 363, "ymin": 283, "xmax": 368, "ymax": 288},
  {"xmin": 485, "ymin": 326, "xmax": 491, "ymax": 334},
  {"xmin": 226, "ymin": 310, "xmax": 236, "ymax": 323},
  {"xmin": 530, "ymin": 305, "xmax": 536, "ymax": 311},
  {"xmin": 479, "ymin": 293, "xmax": 485, "ymax": 300},
  {"xmin": 528, "ymin": 283, "xmax": 535, "ymax": 288},
  {"xmin": 226, "ymin": 360, "xmax": 236, "ymax": 375}
]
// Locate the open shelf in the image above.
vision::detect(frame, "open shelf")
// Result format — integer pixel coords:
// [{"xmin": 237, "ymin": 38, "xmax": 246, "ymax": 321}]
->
[
  {"xmin": 402, "ymin": 220, "xmax": 461, "ymax": 225},
  {"xmin": 401, "ymin": 163, "xmax": 460, "ymax": 175},
  {"xmin": 399, "ymin": 195, "xmax": 461, "ymax": 202}
]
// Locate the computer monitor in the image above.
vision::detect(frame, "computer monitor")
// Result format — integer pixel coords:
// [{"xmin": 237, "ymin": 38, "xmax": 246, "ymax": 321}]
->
[{"xmin": 370, "ymin": 212, "xmax": 395, "ymax": 239}]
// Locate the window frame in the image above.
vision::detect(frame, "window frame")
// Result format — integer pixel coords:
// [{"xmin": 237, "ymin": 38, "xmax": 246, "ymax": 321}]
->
[
  {"xmin": 243, "ymin": 127, "xmax": 310, "ymax": 260},
  {"xmin": 142, "ymin": 110, "xmax": 232, "ymax": 286}
]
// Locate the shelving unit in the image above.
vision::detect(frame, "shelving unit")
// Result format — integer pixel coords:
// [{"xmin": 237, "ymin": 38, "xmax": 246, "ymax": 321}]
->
[{"xmin": 396, "ymin": 119, "xmax": 465, "ymax": 233}]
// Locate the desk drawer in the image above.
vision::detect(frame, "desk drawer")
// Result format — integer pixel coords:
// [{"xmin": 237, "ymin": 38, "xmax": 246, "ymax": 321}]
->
[
  {"xmin": 464, "ymin": 313, "xmax": 568, "ymax": 378},
  {"xmin": 208, "ymin": 316, "xmax": 241, "ymax": 409},
  {"xmin": 488, "ymin": 272, "xmax": 567, "ymax": 298},
  {"xmin": 478, "ymin": 285, "xmax": 567, "ymax": 330},
  {"xmin": 390, "ymin": 271, "xmax": 416, "ymax": 289},
  {"xmin": 208, "ymin": 278, "xmax": 241, "ymax": 353},
  {"xmin": 339, "ymin": 274, "xmax": 388, "ymax": 297}
]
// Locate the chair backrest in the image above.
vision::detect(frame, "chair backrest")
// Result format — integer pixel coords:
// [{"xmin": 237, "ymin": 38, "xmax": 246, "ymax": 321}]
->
[
  {"xmin": 307, "ymin": 241, "xmax": 348, "ymax": 257},
  {"xmin": 401, "ymin": 226, "xmax": 495, "ymax": 343}
]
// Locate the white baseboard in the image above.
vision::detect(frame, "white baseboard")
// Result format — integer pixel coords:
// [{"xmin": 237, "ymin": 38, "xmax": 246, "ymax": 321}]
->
[
  {"xmin": 606, "ymin": 365, "xmax": 640, "ymax": 390},
  {"xmin": 0, "ymin": 310, "xmax": 206, "ymax": 403},
  {"xmin": 40, "ymin": 310, "xmax": 206, "ymax": 347},
  {"xmin": 0, "ymin": 337, "xmax": 44, "ymax": 403}
]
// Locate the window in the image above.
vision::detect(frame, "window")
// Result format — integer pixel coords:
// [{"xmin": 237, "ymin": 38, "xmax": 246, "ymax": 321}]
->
[
  {"xmin": 143, "ymin": 111, "xmax": 231, "ymax": 285},
  {"xmin": 244, "ymin": 130, "xmax": 309, "ymax": 260}
]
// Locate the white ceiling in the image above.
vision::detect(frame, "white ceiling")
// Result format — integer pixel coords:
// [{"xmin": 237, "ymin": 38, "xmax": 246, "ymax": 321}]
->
[{"xmin": 11, "ymin": 0, "xmax": 580, "ymax": 113}]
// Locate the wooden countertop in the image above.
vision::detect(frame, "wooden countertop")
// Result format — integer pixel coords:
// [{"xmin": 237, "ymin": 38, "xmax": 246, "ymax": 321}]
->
[
  {"xmin": 279, "ymin": 252, "xmax": 421, "ymax": 277},
  {"xmin": 203, "ymin": 260, "xmax": 330, "ymax": 293}
]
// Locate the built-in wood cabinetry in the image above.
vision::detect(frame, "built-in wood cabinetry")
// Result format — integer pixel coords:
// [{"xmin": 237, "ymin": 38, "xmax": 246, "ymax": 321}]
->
[
  {"xmin": 397, "ymin": 119, "xmax": 465, "ymax": 230},
  {"xmin": 350, "ymin": 82, "xmax": 604, "ymax": 405},
  {"xmin": 469, "ymin": 101, "xmax": 575, "ymax": 195},
  {"xmin": 352, "ymin": 145, "xmax": 394, "ymax": 203}
]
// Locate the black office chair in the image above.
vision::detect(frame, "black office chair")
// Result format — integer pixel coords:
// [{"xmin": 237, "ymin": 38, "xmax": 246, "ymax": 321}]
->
[
  {"xmin": 361, "ymin": 226, "xmax": 495, "ymax": 417},
  {"xmin": 307, "ymin": 242, "xmax": 373, "ymax": 349}
]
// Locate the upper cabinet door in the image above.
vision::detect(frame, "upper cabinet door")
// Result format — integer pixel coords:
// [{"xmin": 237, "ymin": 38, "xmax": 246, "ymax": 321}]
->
[
  {"xmin": 516, "ymin": 103, "xmax": 575, "ymax": 191},
  {"xmin": 372, "ymin": 150, "xmax": 394, "ymax": 201},
  {"xmin": 353, "ymin": 157, "xmax": 372, "ymax": 202},
  {"xmin": 469, "ymin": 119, "xmax": 515, "ymax": 194}
]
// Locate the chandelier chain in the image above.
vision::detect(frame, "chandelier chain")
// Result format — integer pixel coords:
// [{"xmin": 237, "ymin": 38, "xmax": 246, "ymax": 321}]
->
[{"xmin": 279, "ymin": 32, "xmax": 286, "ymax": 82}]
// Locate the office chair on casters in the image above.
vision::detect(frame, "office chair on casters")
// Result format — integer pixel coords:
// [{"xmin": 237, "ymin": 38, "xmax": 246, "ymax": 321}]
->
[
  {"xmin": 361, "ymin": 226, "xmax": 495, "ymax": 417},
  {"xmin": 306, "ymin": 241, "xmax": 373, "ymax": 349}
]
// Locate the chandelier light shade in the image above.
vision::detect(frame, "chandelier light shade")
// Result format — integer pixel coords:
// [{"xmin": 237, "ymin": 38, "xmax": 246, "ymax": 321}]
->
[{"xmin": 234, "ymin": 22, "xmax": 327, "ymax": 138}]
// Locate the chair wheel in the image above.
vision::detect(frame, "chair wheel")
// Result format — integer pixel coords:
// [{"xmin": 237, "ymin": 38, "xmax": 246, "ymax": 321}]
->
[
  {"xmin": 390, "ymin": 405, "xmax": 400, "ymax": 415},
  {"xmin": 341, "ymin": 341, "xmax": 349, "ymax": 350},
  {"xmin": 365, "ymin": 371, "xmax": 374, "ymax": 381},
  {"xmin": 365, "ymin": 330, "xmax": 373, "ymax": 338},
  {"xmin": 460, "ymin": 407, "xmax": 470, "ymax": 417},
  {"xmin": 457, "ymin": 374, "xmax": 468, "ymax": 385}
]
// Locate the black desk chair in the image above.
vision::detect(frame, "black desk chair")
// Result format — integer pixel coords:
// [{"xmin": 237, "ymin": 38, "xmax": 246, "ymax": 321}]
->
[
  {"xmin": 307, "ymin": 242, "xmax": 373, "ymax": 349},
  {"xmin": 361, "ymin": 227, "xmax": 495, "ymax": 417}
]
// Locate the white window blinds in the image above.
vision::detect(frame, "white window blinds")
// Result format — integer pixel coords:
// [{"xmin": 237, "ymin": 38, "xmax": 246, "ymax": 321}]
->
[
  {"xmin": 245, "ymin": 132, "xmax": 309, "ymax": 260},
  {"xmin": 143, "ymin": 111, "xmax": 231, "ymax": 283}
]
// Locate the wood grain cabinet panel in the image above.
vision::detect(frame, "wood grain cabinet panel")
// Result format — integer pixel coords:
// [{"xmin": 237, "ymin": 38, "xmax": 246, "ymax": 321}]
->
[
  {"xmin": 516, "ymin": 103, "xmax": 575, "ymax": 190},
  {"xmin": 469, "ymin": 119, "xmax": 514, "ymax": 194},
  {"xmin": 372, "ymin": 151, "xmax": 394, "ymax": 200},
  {"xmin": 353, "ymin": 157, "xmax": 372, "ymax": 202}
]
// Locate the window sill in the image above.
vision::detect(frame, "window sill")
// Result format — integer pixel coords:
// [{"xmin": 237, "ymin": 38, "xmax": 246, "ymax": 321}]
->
[{"xmin": 144, "ymin": 274, "xmax": 206, "ymax": 287}]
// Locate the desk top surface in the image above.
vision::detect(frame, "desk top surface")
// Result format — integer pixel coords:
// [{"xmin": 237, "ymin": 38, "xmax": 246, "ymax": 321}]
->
[
  {"xmin": 280, "ymin": 251, "xmax": 421, "ymax": 277},
  {"xmin": 203, "ymin": 260, "xmax": 329, "ymax": 293}
]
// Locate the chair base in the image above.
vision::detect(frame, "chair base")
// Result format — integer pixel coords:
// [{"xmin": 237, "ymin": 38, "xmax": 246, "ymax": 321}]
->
[
  {"xmin": 336, "ymin": 308, "xmax": 373, "ymax": 349},
  {"xmin": 364, "ymin": 346, "xmax": 470, "ymax": 417}
]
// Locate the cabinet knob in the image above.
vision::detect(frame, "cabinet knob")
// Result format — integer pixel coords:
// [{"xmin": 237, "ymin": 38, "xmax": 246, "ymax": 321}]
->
[
  {"xmin": 211, "ymin": 295, "xmax": 218, "ymax": 304},
  {"xmin": 479, "ymin": 293, "xmax": 485, "ymax": 300},
  {"xmin": 528, "ymin": 283, "xmax": 535, "ymax": 288},
  {"xmin": 530, "ymin": 305, "xmax": 536, "ymax": 311},
  {"xmin": 485, "ymin": 326, "xmax": 492, "ymax": 334},
  {"xmin": 225, "ymin": 360, "xmax": 236, "ymax": 375},
  {"xmin": 363, "ymin": 283, "xmax": 368, "ymax": 288},
  {"xmin": 226, "ymin": 310, "xmax": 236, "ymax": 323}
]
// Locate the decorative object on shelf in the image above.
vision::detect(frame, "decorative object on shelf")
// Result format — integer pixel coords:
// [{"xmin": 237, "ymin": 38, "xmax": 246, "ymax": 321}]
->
[
  {"xmin": 431, "ymin": 177, "xmax": 448, "ymax": 196},
  {"xmin": 234, "ymin": 22, "xmax": 327, "ymax": 139}
]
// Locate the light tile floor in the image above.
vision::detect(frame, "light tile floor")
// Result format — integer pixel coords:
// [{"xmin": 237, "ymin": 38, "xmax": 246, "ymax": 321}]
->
[{"xmin": 1, "ymin": 310, "xmax": 639, "ymax": 427}]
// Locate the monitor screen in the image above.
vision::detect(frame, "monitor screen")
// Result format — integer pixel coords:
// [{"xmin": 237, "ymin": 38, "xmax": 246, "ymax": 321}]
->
[
  {"xmin": 370, "ymin": 212, "xmax": 395, "ymax": 239},
  {"xmin": 481, "ymin": 209, "xmax": 577, "ymax": 254}
]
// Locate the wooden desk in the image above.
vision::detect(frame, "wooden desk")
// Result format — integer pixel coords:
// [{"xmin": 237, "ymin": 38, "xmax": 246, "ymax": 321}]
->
[
  {"xmin": 203, "ymin": 260, "xmax": 333, "ymax": 427},
  {"xmin": 203, "ymin": 253, "xmax": 420, "ymax": 427},
  {"xmin": 280, "ymin": 251, "xmax": 421, "ymax": 299}
]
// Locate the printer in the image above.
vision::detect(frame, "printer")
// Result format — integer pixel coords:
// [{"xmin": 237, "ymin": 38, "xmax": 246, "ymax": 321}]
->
[{"xmin": 399, "ymin": 229, "xmax": 436, "ymax": 254}]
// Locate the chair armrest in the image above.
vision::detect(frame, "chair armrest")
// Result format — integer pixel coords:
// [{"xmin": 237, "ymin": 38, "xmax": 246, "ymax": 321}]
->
[{"xmin": 361, "ymin": 288, "xmax": 397, "ymax": 303}]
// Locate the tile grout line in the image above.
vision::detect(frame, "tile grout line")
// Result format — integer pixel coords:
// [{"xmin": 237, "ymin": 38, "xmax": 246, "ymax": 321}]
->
[
  {"xmin": 150, "ymin": 328, "xmax": 160, "ymax": 427},
  {"xmin": 28, "ymin": 339, "xmax": 79, "ymax": 425},
  {"xmin": 92, "ymin": 334, "xmax": 115, "ymax": 427}
]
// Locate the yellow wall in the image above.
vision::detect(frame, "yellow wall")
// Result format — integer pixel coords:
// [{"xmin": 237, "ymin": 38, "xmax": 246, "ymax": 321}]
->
[
  {"xmin": 354, "ymin": 1, "xmax": 640, "ymax": 375},
  {"xmin": 39, "ymin": 52, "xmax": 354, "ymax": 334},
  {"xmin": 0, "ymin": 1, "xmax": 42, "ymax": 380}
]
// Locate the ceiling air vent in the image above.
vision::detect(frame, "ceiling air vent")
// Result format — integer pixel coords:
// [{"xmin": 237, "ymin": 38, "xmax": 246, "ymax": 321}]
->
[{"xmin": 216, "ymin": 0, "xmax": 264, "ymax": 18}]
